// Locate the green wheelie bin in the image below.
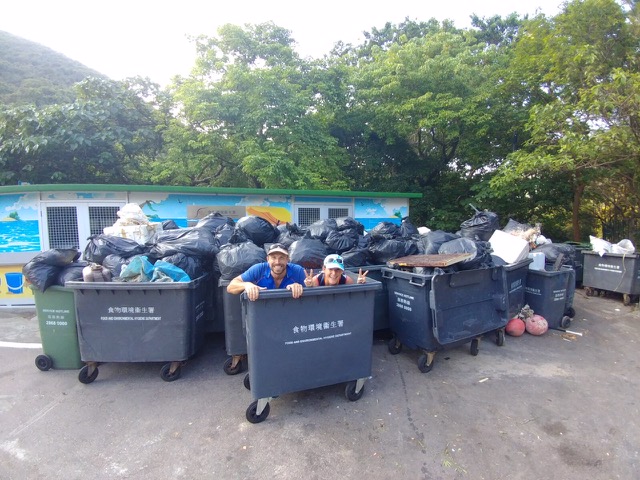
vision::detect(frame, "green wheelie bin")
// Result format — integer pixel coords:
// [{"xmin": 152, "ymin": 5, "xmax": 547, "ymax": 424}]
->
[{"xmin": 32, "ymin": 285, "xmax": 83, "ymax": 371}]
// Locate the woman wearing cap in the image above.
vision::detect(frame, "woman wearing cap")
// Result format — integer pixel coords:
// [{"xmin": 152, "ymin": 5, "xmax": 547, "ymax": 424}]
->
[
  {"xmin": 227, "ymin": 243, "xmax": 306, "ymax": 301},
  {"xmin": 305, "ymin": 254, "xmax": 368, "ymax": 287}
]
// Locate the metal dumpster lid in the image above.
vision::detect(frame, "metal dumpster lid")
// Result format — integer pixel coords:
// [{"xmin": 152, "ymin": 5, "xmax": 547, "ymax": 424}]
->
[{"xmin": 386, "ymin": 253, "xmax": 473, "ymax": 268}]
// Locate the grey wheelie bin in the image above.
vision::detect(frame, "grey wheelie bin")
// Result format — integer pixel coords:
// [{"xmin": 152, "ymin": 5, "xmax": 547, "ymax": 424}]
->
[
  {"xmin": 240, "ymin": 274, "xmax": 381, "ymax": 423},
  {"xmin": 218, "ymin": 278, "xmax": 247, "ymax": 375},
  {"xmin": 346, "ymin": 265, "xmax": 389, "ymax": 331},
  {"xmin": 382, "ymin": 265, "xmax": 508, "ymax": 373},
  {"xmin": 66, "ymin": 274, "xmax": 209, "ymax": 383},
  {"xmin": 32, "ymin": 285, "xmax": 83, "ymax": 371},
  {"xmin": 524, "ymin": 266, "xmax": 576, "ymax": 329},
  {"xmin": 583, "ymin": 251, "xmax": 640, "ymax": 305},
  {"xmin": 504, "ymin": 258, "xmax": 533, "ymax": 319}
]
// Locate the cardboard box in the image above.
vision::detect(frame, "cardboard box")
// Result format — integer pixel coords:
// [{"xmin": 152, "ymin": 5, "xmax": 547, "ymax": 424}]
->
[{"xmin": 489, "ymin": 230, "xmax": 530, "ymax": 264}]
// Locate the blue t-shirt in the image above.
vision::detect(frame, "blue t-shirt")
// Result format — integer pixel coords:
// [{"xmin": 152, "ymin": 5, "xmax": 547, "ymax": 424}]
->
[{"xmin": 241, "ymin": 262, "xmax": 306, "ymax": 290}]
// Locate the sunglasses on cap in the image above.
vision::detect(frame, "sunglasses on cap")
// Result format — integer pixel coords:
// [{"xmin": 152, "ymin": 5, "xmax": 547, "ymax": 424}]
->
[
  {"xmin": 323, "ymin": 255, "xmax": 344, "ymax": 270},
  {"xmin": 267, "ymin": 243, "xmax": 289, "ymax": 255}
]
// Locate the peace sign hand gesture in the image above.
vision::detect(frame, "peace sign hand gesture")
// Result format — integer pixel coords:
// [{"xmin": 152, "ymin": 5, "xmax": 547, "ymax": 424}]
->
[
  {"xmin": 304, "ymin": 269, "xmax": 316, "ymax": 287},
  {"xmin": 357, "ymin": 268, "xmax": 369, "ymax": 284}
]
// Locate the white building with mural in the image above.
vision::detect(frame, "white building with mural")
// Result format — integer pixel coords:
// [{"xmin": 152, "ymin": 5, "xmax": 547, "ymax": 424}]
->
[{"xmin": 0, "ymin": 184, "xmax": 421, "ymax": 305}]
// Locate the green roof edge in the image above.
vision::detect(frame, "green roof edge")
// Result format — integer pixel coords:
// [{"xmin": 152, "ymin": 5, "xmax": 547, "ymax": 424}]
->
[{"xmin": 0, "ymin": 184, "xmax": 422, "ymax": 198}]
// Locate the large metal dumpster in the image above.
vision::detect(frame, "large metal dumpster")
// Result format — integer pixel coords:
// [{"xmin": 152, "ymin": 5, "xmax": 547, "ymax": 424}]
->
[
  {"xmin": 240, "ymin": 274, "xmax": 381, "ymax": 423},
  {"xmin": 524, "ymin": 266, "xmax": 576, "ymax": 329},
  {"xmin": 583, "ymin": 251, "xmax": 640, "ymax": 305},
  {"xmin": 66, "ymin": 275, "xmax": 209, "ymax": 383},
  {"xmin": 382, "ymin": 266, "xmax": 508, "ymax": 373}
]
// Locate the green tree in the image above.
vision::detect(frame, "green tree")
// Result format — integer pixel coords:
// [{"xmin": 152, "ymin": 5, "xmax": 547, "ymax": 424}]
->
[
  {"xmin": 0, "ymin": 77, "xmax": 163, "ymax": 185},
  {"xmin": 491, "ymin": 0, "xmax": 635, "ymax": 241},
  {"xmin": 154, "ymin": 23, "xmax": 349, "ymax": 190}
]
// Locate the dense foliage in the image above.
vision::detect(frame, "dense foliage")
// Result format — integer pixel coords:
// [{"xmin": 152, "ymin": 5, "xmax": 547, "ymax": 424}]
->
[{"xmin": 1, "ymin": 1, "xmax": 639, "ymax": 243}]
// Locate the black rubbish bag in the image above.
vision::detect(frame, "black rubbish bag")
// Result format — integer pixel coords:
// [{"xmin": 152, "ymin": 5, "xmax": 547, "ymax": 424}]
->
[
  {"xmin": 335, "ymin": 217, "xmax": 364, "ymax": 235},
  {"xmin": 460, "ymin": 205, "xmax": 500, "ymax": 242},
  {"xmin": 56, "ymin": 261, "xmax": 89, "ymax": 285},
  {"xmin": 399, "ymin": 217, "xmax": 419, "ymax": 238},
  {"xmin": 148, "ymin": 227, "xmax": 219, "ymax": 260},
  {"xmin": 325, "ymin": 229, "xmax": 359, "ymax": 254},
  {"xmin": 234, "ymin": 215, "xmax": 279, "ymax": 247},
  {"xmin": 23, "ymin": 248, "xmax": 80, "ymax": 292},
  {"xmin": 438, "ymin": 237, "xmax": 493, "ymax": 271},
  {"xmin": 277, "ymin": 223, "xmax": 307, "ymax": 248},
  {"xmin": 418, "ymin": 230, "xmax": 460, "ymax": 254},
  {"xmin": 83, "ymin": 234, "xmax": 147, "ymax": 264},
  {"xmin": 217, "ymin": 242, "xmax": 266, "ymax": 280},
  {"xmin": 288, "ymin": 238, "xmax": 327, "ymax": 269},
  {"xmin": 369, "ymin": 238, "xmax": 419, "ymax": 264},
  {"xmin": 305, "ymin": 219, "xmax": 337, "ymax": 242},
  {"xmin": 341, "ymin": 247, "xmax": 371, "ymax": 267},
  {"xmin": 195, "ymin": 212, "xmax": 235, "ymax": 235},
  {"xmin": 161, "ymin": 252, "xmax": 207, "ymax": 279},
  {"xmin": 214, "ymin": 223, "xmax": 236, "ymax": 247},
  {"xmin": 161, "ymin": 219, "xmax": 180, "ymax": 230},
  {"xmin": 369, "ymin": 221, "xmax": 401, "ymax": 240},
  {"xmin": 102, "ymin": 254, "xmax": 131, "ymax": 278},
  {"xmin": 533, "ymin": 243, "xmax": 576, "ymax": 267}
]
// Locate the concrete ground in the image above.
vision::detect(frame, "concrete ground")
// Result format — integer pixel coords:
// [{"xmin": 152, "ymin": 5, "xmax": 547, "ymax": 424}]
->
[{"xmin": 0, "ymin": 288, "xmax": 638, "ymax": 480}]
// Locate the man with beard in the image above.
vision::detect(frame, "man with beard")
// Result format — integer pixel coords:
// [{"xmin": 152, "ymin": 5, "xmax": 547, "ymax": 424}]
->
[{"xmin": 227, "ymin": 243, "xmax": 306, "ymax": 301}]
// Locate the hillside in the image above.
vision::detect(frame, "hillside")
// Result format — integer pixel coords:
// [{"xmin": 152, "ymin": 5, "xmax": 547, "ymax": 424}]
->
[{"xmin": 0, "ymin": 30, "xmax": 106, "ymax": 107}]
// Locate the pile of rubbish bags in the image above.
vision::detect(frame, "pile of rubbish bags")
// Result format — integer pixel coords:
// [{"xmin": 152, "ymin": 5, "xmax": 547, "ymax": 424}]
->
[{"xmin": 26, "ymin": 201, "xmax": 632, "ymax": 292}]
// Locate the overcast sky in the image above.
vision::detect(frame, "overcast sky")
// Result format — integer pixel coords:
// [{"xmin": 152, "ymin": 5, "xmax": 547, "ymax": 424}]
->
[{"xmin": 1, "ymin": 0, "xmax": 564, "ymax": 87}]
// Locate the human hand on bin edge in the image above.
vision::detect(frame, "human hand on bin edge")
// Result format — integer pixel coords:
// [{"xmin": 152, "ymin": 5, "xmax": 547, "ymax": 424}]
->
[{"xmin": 226, "ymin": 243, "xmax": 306, "ymax": 301}]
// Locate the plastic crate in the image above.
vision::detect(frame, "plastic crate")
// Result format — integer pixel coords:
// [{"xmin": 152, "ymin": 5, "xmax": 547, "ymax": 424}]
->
[
  {"xmin": 66, "ymin": 275, "xmax": 209, "ymax": 383},
  {"xmin": 241, "ymin": 276, "xmax": 381, "ymax": 423},
  {"xmin": 382, "ymin": 266, "xmax": 508, "ymax": 373}
]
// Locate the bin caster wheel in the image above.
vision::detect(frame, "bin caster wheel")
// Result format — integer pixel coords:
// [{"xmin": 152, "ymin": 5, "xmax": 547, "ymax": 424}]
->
[
  {"xmin": 470, "ymin": 338, "xmax": 480, "ymax": 356},
  {"xmin": 585, "ymin": 287, "xmax": 594, "ymax": 297},
  {"xmin": 246, "ymin": 400, "xmax": 270, "ymax": 424},
  {"xmin": 35, "ymin": 354, "xmax": 53, "ymax": 371},
  {"xmin": 387, "ymin": 338, "xmax": 402, "ymax": 355},
  {"xmin": 565, "ymin": 307, "xmax": 575, "ymax": 318},
  {"xmin": 560, "ymin": 316, "xmax": 572, "ymax": 329},
  {"xmin": 623, "ymin": 294, "xmax": 631, "ymax": 306},
  {"xmin": 78, "ymin": 364, "xmax": 98, "ymax": 384},
  {"xmin": 223, "ymin": 356, "xmax": 243, "ymax": 375},
  {"xmin": 495, "ymin": 329, "xmax": 505, "ymax": 347},
  {"xmin": 243, "ymin": 373, "xmax": 251, "ymax": 390},
  {"xmin": 417, "ymin": 353, "xmax": 434, "ymax": 373},
  {"xmin": 160, "ymin": 363, "xmax": 181, "ymax": 382},
  {"xmin": 345, "ymin": 380, "xmax": 365, "ymax": 401}
]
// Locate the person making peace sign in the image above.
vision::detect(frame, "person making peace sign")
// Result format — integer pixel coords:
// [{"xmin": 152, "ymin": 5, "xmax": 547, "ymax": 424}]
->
[{"xmin": 304, "ymin": 254, "xmax": 368, "ymax": 287}]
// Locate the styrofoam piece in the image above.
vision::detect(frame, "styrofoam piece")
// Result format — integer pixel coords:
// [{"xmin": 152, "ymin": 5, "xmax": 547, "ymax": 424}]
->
[
  {"xmin": 528, "ymin": 252, "xmax": 545, "ymax": 270},
  {"xmin": 488, "ymin": 230, "xmax": 530, "ymax": 264},
  {"xmin": 103, "ymin": 222, "xmax": 163, "ymax": 244}
]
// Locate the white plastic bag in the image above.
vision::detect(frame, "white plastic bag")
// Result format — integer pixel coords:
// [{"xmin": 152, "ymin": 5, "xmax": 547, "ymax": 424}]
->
[
  {"xmin": 114, "ymin": 203, "xmax": 149, "ymax": 226},
  {"xmin": 611, "ymin": 239, "xmax": 635, "ymax": 255},
  {"xmin": 590, "ymin": 235, "xmax": 612, "ymax": 256}
]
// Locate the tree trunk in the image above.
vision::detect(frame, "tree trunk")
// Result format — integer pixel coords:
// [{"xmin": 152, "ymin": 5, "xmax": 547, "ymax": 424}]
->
[{"xmin": 572, "ymin": 181, "xmax": 585, "ymax": 241}]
